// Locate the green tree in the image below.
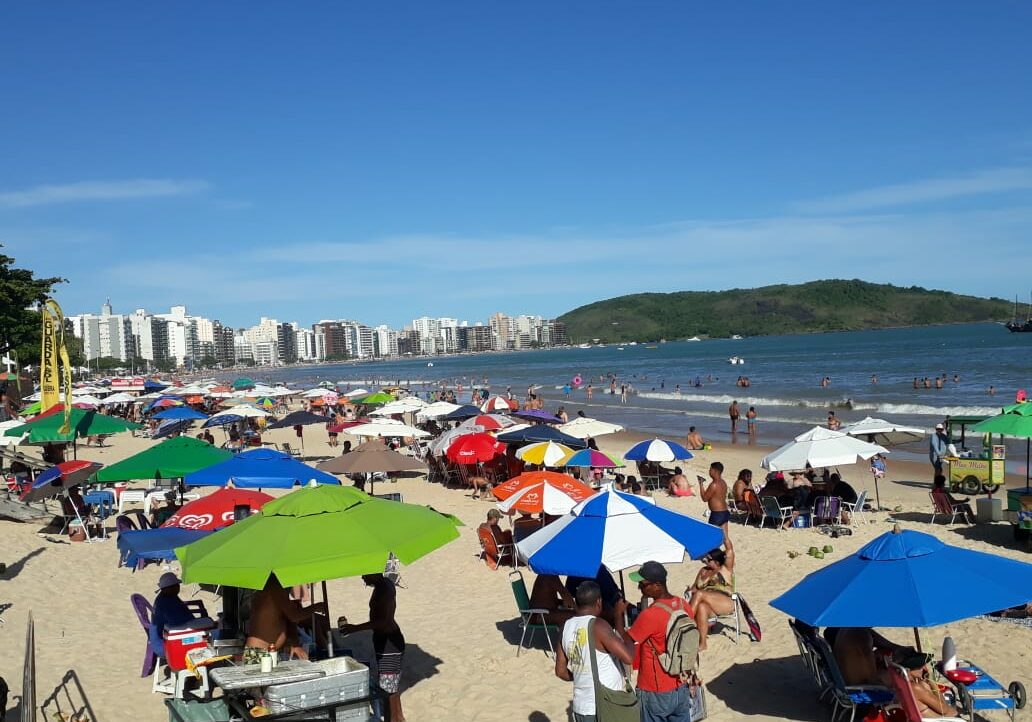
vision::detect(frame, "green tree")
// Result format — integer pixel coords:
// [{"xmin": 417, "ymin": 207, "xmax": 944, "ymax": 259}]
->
[{"xmin": 0, "ymin": 247, "xmax": 65, "ymax": 366}]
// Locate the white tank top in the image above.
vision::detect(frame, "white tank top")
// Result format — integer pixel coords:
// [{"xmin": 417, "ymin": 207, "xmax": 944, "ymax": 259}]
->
[{"xmin": 562, "ymin": 614, "xmax": 626, "ymax": 715}]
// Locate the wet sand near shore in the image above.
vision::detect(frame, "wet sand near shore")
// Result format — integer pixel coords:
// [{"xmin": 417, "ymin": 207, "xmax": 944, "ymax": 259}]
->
[{"xmin": 1, "ymin": 421, "xmax": 1029, "ymax": 721}]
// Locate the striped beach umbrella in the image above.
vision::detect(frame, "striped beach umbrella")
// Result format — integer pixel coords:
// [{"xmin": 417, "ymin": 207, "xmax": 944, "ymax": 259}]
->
[
  {"xmin": 514, "ymin": 441, "xmax": 575, "ymax": 467},
  {"xmin": 623, "ymin": 438, "xmax": 694, "ymax": 462}
]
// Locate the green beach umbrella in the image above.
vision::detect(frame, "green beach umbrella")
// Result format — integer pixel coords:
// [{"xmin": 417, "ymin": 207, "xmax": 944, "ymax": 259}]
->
[
  {"xmin": 972, "ymin": 403, "xmax": 1032, "ymax": 488},
  {"xmin": 5, "ymin": 405, "xmax": 141, "ymax": 444},
  {"xmin": 176, "ymin": 484, "xmax": 461, "ymax": 589},
  {"xmin": 354, "ymin": 392, "xmax": 394, "ymax": 406},
  {"xmin": 232, "ymin": 377, "xmax": 255, "ymax": 390},
  {"xmin": 20, "ymin": 401, "xmax": 42, "ymax": 416},
  {"xmin": 93, "ymin": 436, "xmax": 233, "ymax": 483}
]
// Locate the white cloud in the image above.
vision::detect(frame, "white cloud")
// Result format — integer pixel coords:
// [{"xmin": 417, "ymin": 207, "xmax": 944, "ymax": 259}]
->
[
  {"xmin": 0, "ymin": 179, "xmax": 211, "ymax": 208},
  {"xmin": 793, "ymin": 167, "xmax": 1032, "ymax": 214}
]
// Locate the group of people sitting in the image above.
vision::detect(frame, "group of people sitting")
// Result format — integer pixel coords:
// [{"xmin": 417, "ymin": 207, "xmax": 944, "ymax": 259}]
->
[{"xmin": 727, "ymin": 467, "xmax": 859, "ymax": 528}]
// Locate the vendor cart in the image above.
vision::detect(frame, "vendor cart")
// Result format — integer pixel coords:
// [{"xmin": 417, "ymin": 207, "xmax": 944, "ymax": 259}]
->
[
  {"xmin": 943, "ymin": 662, "xmax": 1026, "ymax": 722},
  {"xmin": 945, "ymin": 445, "xmax": 1007, "ymax": 495}
]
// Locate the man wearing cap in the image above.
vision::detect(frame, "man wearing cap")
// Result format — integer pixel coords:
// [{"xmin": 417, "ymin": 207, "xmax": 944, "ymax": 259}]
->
[
  {"xmin": 484, "ymin": 508, "xmax": 514, "ymax": 547},
  {"xmin": 929, "ymin": 423, "xmax": 950, "ymax": 480},
  {"xmin": 151, "ymin": 573, "xmax": 196, "ymax": 656},
  {"xmin": 624, "ymin": 561, "xmax": 695, "ymax": 721}
]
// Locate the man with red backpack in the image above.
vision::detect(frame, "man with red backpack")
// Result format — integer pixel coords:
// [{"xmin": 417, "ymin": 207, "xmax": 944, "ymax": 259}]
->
[{"xmin": 624, "ymin": 561, "xmax": 701, "ymax": 722}]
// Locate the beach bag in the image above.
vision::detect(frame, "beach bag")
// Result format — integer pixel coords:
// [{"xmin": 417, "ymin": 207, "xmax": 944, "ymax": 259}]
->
[
  {"xmin": 649, "ymin": 600, "xmax": 700, "ymax": 680},
  {"xmin": 587, "ymin": 618, "xmax": 640, "ymax": 722}
]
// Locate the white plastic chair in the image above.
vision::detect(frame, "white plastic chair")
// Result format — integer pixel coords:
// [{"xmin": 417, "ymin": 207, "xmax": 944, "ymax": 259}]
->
[
  {"xmin": 118, "ymin": 489, "xmax": 148, "ymax": 514},
  {"xmin": 143, "ymin": 491, "xmax": 167, "ymax": 517}
]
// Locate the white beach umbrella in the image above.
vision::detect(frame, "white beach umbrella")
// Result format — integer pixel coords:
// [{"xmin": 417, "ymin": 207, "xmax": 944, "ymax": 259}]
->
[
  {"xmin": 73, "ymin": 386, "xmax": 105, "ymax": 395},
  {"xmin": 268, "ymin": 386, "xmax": 297, "ymax": 397},
  {"xmin": 761, "ymin": 426, "xmax": 888, "ymax": 472},
  {"xmin": 72, "ymin": 394, "xmax": 104, "ymax": 407},
  {"xmin": 207, "ymin": 406, "xmax": 271, "ymax": 421},
  {"xmin": 341, "ymin": 388, "xmax": 370, "ymax": 398},
  {"xmin": 170, "ymin": 385, "xmax": 210, "ymax": 396},
  {"xmin": 416, "ymin": 401, "xmax": 461, "ymax": 420},
  {"xmin": 349, "ymin": 421, "xmax": 430, "ymax": 439},
  {"xmin": 302, "ymin": 388, "xmax": 333, "ymax": 398},
  {"xmin": 558, "ymin": 417, "xmax": 625, "ymax": 439},
  {"xmin": 841, "ymin": 416, "xmax": 926, "ymax": 447},
  {"xmin": 371, "ymin": 397, "xmax": 428, "ymax": 416},
  {"xmin": 430, "ymin": 426, "xmax": 470, "ymax": 455},
  {"xmin": 99, "ymin": 391, "xmax": 136, "ymax": 405}
]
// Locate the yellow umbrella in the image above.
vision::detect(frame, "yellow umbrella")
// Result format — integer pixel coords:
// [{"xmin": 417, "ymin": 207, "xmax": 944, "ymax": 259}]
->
[{"xmin": 514, "ymin": 441, "xmax": 575, "ymax": 466}]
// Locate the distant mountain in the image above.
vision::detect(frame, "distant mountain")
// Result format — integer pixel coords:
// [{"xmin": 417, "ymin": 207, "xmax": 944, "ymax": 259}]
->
[{"xmin": 557, "ymin": 280, "xmax": 1012, "ymax": 343}]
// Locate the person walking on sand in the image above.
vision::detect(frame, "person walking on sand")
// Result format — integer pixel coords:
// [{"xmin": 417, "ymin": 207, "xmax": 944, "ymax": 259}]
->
[{"xmin": 728, "ymin": 401, "xmax": 740, "ymax": 433}]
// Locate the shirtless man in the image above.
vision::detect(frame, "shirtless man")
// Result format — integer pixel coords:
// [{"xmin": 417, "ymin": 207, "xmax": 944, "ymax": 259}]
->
[
  {"xmin": 667, "ymin": 467, "xmax": 692, "ymax": 497},
  {"xmin": 698, "ymin": 462, "xmax": 731, "ymax": 543},
  {"xmin": 529, "ymin": 573, "xmax": 576, "ymax": 625},
  {"xmin": 245, "ymin": 575, "xmax": 327, "ymax": 661},
  {"xmin": 685, "ymin": 426, "xmax": 705, "ymax": 450},
  {"xmin": 728, "ymin": 401, "xmax": 740, "ymax": 433}
]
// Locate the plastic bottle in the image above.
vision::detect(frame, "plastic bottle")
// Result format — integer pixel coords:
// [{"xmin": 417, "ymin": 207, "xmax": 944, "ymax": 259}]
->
[{"xmin": 942, "ymin": 635, "xmax": 957, "ymax": 671}]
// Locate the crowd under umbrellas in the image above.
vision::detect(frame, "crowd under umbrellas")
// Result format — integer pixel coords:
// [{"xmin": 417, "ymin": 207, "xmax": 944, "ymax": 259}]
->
[{"xmin": 8, "ymin": 374, "xmax": 1032, "ymax": 722}]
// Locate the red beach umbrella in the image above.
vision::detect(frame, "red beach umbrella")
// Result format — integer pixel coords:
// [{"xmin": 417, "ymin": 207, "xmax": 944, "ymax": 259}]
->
[
  {"xmin": 327, "ymin": 419, "xmax": 371, "ymax": 434},
  {"xmin": 446, "ymin": 432, "xmax": 504, "ymax": 464},
  {"xmin": 162, "ymin": 487, "xmax": 275, "ymax": 531}
]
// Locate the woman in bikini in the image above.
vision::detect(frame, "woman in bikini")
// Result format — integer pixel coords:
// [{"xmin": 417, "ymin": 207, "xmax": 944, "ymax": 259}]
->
[{"xmin": 685, "ymin": 543, "xmax": 735, "ymax": 650}]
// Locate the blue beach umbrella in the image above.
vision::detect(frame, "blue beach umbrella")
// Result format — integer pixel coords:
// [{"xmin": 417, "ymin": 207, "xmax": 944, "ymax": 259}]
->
[
  {"xmin": 185, "ymin": 448, "xmax": 341, "ymax": 489},
  {"xmin": 202, "ymin": 413, "xmax": 244, "ymax": 428},
  {"xmin": 515, "ymin": 488, "xmax": 723, "ymax": 577},
  {"xmin": 153, "ymin": 418, "xmax": 194, "ymax": 439},
  {"xmin": 624, "ymin": 438, "xmax": 694, "ymax": 462},
  {"xmin": 770, "ymin": 526, "xmax": 1032, "ymax": 629},
  {"xmin": 442, "ymin": 404, "xmax": 482, "ymax": 421},
  {"xmin": 153, "ymin": 406, "xmax": 209, "ymax": 421},
  {"xmin": 118, "ymin": 527, "xmax": 211, "ymax": 569},
  {"xmin": 496, "ymin": 425, "xmax": 588, "ymax": 448}
]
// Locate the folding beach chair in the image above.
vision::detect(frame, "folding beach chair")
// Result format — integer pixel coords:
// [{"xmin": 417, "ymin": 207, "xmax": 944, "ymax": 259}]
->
[
  {"xmin": 842, "ymin": 490, "xmax": 869, "ymax": 526},
  {"xmin": 741, "ymin": 489, "xmax": 764, "ymax": 526},
  {"xmin": 508, "ymin": 571, "xmax": 557, "ymax": 658},
  {"xmin": 787, "ymin": 619, "xmax": 822, "ymax": 690},
  {"xmin": 886, "ymin": 662, "xmax": 966, "ymax": 722},
  {"xmin": 930, "ymin": 493, "xmax": 973, "ymax": 526},
  {"xmin": 811, "ymin": 636, "xmax": 894, "ymax": 722},
  {"xmin": 280, "ymin": 442, "xmax": 302, "ymax": 459},
  {"xmin": 760, "ymin": 496, "xmax": 793, "ymax": 530},
  {"xmin": 813, "ymin": 496, "xmax": 842, "ymax": 526},
  {"xmin": 477, "ymin": 524, "xmax": 516, "ymax": 570}
]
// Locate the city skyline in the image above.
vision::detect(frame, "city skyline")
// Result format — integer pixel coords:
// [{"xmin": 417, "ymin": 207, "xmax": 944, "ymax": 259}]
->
[{"xmin": 66, "ymin": 299, "xmax": 569, "ymax": 368}]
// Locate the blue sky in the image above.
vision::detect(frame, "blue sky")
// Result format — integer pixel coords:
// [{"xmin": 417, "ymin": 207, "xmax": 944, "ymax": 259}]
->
[{"xmin": 1, "ymin": 2, "xmax": 1030, "ymax": 327}]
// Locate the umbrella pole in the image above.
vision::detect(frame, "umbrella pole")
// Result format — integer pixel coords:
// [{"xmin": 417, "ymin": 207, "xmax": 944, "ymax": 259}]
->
[
  {"xmin": 321, "ymin": 580, "xmax": 333, "ymax": 658},
  {"xmin": 619, "ymin": 569, "xmax": 626, "ymax": 598},
  {"xmin": 913, "ymin": 627, "xmax": 922, "ymax": 653},
  {"xmin": 875, "ymin": 477, "xmax": 882, "ymax": 512}
]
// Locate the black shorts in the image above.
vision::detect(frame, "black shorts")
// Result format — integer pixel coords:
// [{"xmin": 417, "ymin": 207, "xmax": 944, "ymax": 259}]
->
[{"xmin": 709, "ymin": 510, "xmax": 731, "ymax": 526}]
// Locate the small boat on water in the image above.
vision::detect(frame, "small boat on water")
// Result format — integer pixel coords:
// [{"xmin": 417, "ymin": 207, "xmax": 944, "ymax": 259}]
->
[
  {"xmin": 728, "ymin": 356, "xmax": 745, "ymax": 365},
  {"xmin": 687, "ymin": 336, "xmax": 701, "ymax": 342},
  {"xmin": 1007, "ymin": 294, "xmax": 1032, "ymax": 332},
  {"xmin": 731, "ymin": 334, "xmax": 744, "ymax": 340}
]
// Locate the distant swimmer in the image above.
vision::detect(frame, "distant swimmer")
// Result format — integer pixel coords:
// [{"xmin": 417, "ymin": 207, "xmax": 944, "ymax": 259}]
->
[
  {"xmin": 871, "ymin": 374, "xmax": 878, "ymax": 385},
  {"xmin": 827, "ymin": 411, "xmax": 842, "ymax": 430},
  {"xmin": 988, "ymin": 385, "xmax": 996, "ymax": 396}
]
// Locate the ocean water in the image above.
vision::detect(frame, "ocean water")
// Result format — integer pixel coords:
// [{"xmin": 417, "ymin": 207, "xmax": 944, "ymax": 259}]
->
[{"xmin": 255, "ymin": 322, "xmax": 1029, "ymax": 459}]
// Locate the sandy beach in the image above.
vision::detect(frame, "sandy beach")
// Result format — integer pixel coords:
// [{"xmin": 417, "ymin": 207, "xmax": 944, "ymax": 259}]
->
[{"xmin": 1, "ymin": 419, "xmax": 1029, "ymax": 722}]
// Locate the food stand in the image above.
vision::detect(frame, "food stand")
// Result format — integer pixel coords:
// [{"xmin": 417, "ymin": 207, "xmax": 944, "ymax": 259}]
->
[{"xmin": 946, "ymin": 445, "xmax": 1007, "ymax": 495}]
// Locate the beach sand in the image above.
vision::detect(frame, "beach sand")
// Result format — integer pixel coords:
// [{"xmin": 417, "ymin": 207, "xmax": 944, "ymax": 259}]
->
[{"xmin": 1, "ymin": 421, "xmax": 1029, "ymax": 721}]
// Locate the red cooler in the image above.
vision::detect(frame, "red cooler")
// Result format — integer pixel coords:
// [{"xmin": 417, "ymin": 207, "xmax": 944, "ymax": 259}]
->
[{"xmin": 164, "ymin": 625, "xmax": 210, "ymax": 671}]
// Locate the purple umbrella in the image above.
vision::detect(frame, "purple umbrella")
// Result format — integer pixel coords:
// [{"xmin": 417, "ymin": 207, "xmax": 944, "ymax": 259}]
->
[{"xmin": 513, "ymin": 409, "xmax": 563, "ymax": 424}]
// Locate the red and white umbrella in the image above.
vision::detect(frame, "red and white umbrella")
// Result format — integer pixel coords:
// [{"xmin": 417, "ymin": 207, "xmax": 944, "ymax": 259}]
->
[
  {"xmin": 492, "ymin": 471, "xmax": 596, "ymax": 515},
  {"xmin": 480, "ymin": 396, "xmax": 518, "ymax": 413},
  {"xmin": 458, "ymin": 414, "xmax": 516, "ymax": 432},
  {"xmin": 162, "ymin": 487, "xmax": 274, "ymax": 531}
]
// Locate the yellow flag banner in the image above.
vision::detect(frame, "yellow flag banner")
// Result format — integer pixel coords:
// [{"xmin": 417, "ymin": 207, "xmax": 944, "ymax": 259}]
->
[
  {"xmin": 39, "ymin": 301, "xmax": 61, "ymax": 413},
  {"xmin": 40, "ymin": 299, "xmax": 73, "ymax": 434}
]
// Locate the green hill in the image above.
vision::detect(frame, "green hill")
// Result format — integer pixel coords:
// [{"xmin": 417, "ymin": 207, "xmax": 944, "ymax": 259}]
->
[{"xmin": 557, "ymin": 280, "xmax": 1012, "ymax": 343}]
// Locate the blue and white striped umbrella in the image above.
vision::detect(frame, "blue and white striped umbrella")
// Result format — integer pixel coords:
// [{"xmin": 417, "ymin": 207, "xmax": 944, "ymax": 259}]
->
[
  {"xmin": 515, "ymin": 488, "xmax": 722, "ymax": 577},
  {"xmin": 623, "ymin": 438, "xmax": 694, "ymax": 462}
]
